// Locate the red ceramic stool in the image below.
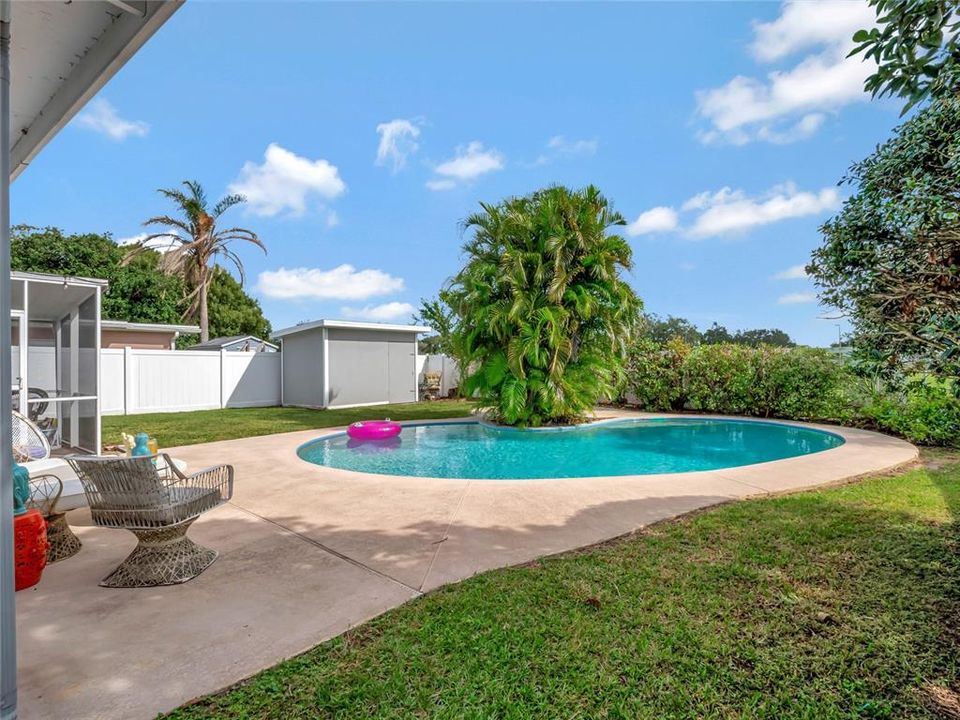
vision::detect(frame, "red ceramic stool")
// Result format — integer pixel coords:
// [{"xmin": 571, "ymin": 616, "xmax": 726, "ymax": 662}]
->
[{"xmin": 15, "ymin": 509, "xmax": 48, "ymax": 590}]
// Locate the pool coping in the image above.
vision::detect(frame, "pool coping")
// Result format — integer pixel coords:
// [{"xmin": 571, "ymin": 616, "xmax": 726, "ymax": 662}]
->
[{"xmin": 293, "ymin": 413, "xmax": 896, "ymax": 485}]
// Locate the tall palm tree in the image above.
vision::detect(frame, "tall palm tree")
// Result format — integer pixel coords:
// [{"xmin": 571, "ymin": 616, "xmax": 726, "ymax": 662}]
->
[
  {"xmin": 127, "ymin": 180, "xmax": 265, "ymax": 342},
  {"xmin": 446, "ymin": 185, "xmax": 642, "ymax": 426}
]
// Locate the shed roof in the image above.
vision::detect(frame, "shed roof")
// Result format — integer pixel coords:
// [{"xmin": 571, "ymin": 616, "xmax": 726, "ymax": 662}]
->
[
  {"xmin": 272, "ymin": 319, "xmax": 432, "ymax": 340},
  {"xmin": 187, "ymin": 335, "xmax": 278, "ymax": 350}
]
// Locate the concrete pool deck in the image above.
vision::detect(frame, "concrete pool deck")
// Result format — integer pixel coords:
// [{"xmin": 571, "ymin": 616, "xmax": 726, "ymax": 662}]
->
[{"xmin": 15, "ymin": 411, "xmax": 917, "ymax": 720}]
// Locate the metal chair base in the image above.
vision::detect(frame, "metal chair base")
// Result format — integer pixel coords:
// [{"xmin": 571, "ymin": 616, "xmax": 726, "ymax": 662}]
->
[
  {"xmin": 45, "ymin": 513, "xmax": 81, "ymax": 563},
  {"xmin": 101, "ymin": 519, "xmax": 217, "ymax": 588}
]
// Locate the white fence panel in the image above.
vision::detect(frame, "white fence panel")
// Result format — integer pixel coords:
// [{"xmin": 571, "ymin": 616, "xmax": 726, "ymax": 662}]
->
[
  {"xmin": 130, "ymin": 349, "xmax": 221, "ymax": 414},
  {"xmin": 222, "ymin": 352, "xmax": 282, "ymax": 408},
  {"xmin": 99, "ymin": 350, "xmax": 126, "ymax": 414},
  {"xmin": 101, "ymin": 348, "xmax": 282, "ymax": 415}
]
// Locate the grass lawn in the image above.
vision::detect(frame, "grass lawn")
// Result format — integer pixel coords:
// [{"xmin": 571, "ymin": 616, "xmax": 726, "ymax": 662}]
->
[
  {"xmin": 101, "ymin": 400, "xmax": 475, "ymax": 448},
  {"xmin": 167, "ymin": 450, "xmax": 960, "ymax": 720}
]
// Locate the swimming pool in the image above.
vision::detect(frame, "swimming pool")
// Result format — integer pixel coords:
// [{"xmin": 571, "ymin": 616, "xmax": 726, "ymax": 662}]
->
[{"xmin": 297, "ymin": 418, "xmax": 845, "ymax": 480}]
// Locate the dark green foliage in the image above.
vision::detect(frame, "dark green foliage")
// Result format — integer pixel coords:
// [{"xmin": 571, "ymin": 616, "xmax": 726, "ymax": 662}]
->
[
  {"xmin": 623, "ymin": 340, "xmax": 958, "ymax": 447},
  {"xmin": 12, "ymin": 225, "xmax": 183, "ymax": 324},
  {"xmin": 809, "ymin": 97, "xmax": 960, "ymax": 379},
  {"xmin": 848, "ymin": 376, "xmax": 960, "ymax": 446},
  {"xmin": 642, "ymin": 314, "xmax": 701, "ymax": 345},
  {"xmin": 644, "ymin": 317, "xmax": 794, "ymax": 347},
  {"xmin": 10, "ymin": 224, "xmax": 270, "ymax": 341},
  {"xmin": 622, "ymin": 338, "xmax": 690, "ymax": 411},
  {"xmin": 851, "ymin": 0, "xmax": 960, "ymax": 113},
  {"xmin": 201, "ymin": 267, "xmax": 271, "ymax": 344},
  {"xmin": 413, "ymin": 296, "xmax": 456, "ymax": 356},
  {"xmin": 683, "ymin": 344, "xmax": 759, "ymax": 415},
  {"xmin": 447, "ymin": 185, "xmax": 643, "ymax": 426}
]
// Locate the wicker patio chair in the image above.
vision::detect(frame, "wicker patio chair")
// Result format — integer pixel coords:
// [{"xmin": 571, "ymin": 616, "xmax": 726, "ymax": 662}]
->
[
  {"xmin": 67, "ymin": 454, "xmax": 234, "ymax": 588},
  {"xmin": 27, "ymin": 473, "xmax": 82, "ymax": 563},
  {"xmin": 12, "ymin": 410, "xmax": 50, "ymax": 464}
]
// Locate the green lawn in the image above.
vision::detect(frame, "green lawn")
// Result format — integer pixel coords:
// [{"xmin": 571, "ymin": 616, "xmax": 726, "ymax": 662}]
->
[
  {"xmin": 167, "ymin": 451, "xmax": 960, "ymax": 720},
  {"xmin": 101, "ymin": 400, "xmax": 475, "ymax": 448}
]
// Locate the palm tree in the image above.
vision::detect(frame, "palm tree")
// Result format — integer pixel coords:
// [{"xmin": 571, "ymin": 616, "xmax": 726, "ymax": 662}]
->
[
  {"xmin": 446, "ymin": 185, "xmax": 642, "ymax": 426},
  {"xmin": 127, "ymin": 180, "xmax": 265, "ymax": 342}
]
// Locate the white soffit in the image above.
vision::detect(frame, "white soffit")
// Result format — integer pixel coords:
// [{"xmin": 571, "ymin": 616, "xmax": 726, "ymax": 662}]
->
[{"xmin": 9, "ymin": 0, "xmax": 183, "ymax": 180}]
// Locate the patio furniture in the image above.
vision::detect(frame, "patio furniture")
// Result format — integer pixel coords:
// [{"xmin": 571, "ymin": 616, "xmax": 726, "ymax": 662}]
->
[
  {"xmin": 67, "ymin": 454, "xmax": 234, "ymax": 588},
  {"xmin": 27, "ymin": 473, "xmax": 81, "ymax": 563},
  {"xmin": 13, "ymin": 410, "xmax": 50, "ymax": 464}
]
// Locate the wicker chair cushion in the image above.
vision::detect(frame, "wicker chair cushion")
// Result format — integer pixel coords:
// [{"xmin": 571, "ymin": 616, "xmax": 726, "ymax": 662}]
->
[{"xmin": 90, "ymin": 486, "xmax": 221, "ymax": 528}]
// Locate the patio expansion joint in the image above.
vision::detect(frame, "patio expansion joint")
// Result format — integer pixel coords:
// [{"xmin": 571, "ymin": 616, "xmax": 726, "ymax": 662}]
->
[
  {"xmin": 225, "ymin": 500, "xmax": 424, "ymax": 597},
  {"xmin": 417, "ymin": 480, "xmax": 472, "ymax": 591}
]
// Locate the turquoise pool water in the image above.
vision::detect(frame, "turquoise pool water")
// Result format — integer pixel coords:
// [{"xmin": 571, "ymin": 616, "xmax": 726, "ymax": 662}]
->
[{"xmin": 297, "ymin": 418, "xmax": 845, "ymax": 480}]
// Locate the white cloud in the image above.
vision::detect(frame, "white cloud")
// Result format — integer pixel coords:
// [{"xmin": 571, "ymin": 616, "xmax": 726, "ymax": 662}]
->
[
  {"xmin": 326, "ymin": 211, "xmax": 340, "ymax": 228},
  {"xmin": 116, "ymin": 232, "xmax": 177, "ymax": 252},
  {"xmin": 778, "ymin": 292, "xmax": 818, "ymax": 305},
  {"xmin": 427, "ymin": 141, "xmax": 504, "ymax": 189},
  {"xmin": 341, "ymin": 302, "xmax": 415, "ymax": 322},
  {"xmin": 425, "ymin": 179, "xmax": 457, "ymax": 192},
  {"xmin": 695, "ymin": 0, "xmax": 877, "ymax": 144},
  {"xmin": 257, "ymin": 265, "xmax": 404, "ymax": 300},
  {"xmin": 75, "ymin": 99, "xmax": 148, "ymax": 140},
  {"xmin": 228, "ymin": 143, "xmax": 346, "ymax": 217},
  {"xmin": 631, "ymin": 182, "xmax": 840, "ymax": 239},
  {"xmin": 773, "ymin": 264, "xmax": 809, "ymax": 280},
  {"xmin": 686, "ymin": 182, "xmax": 840, "ymax": 238},
  {"xmin": 375, "ymin": 119, "xmax": 421, "ymax": 172},
  {"xmin": 535, "ymin": 135, "xmax": 598, "ymax": 164},
  {"xmin": 626, "ymin": 206, "xmax": 679, "ymax": 236}
]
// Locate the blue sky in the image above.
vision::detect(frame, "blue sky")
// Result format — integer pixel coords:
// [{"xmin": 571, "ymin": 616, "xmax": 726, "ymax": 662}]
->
[{"xmin": 12, "ymin": 1, "xmax": 900, "ymax": 346}]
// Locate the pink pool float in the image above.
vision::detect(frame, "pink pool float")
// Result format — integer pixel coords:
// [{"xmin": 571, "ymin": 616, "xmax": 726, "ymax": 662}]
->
[{"xmin": 347, "ymin": 419, "xmax": 402, "ymax": 441}]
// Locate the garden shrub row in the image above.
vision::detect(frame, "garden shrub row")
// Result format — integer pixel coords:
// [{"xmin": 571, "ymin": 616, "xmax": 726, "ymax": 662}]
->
[{"xmin": 621, "ymin": 342, "xmax": 959, "ymax": 447}]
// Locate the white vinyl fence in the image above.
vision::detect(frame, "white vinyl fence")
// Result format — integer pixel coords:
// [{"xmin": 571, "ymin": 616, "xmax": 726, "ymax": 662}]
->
[
  {"xmin": 101, "ymin": 349, "xmax": 459, "ymax": 415},
  {"xmin": 101, "ymin": 348, "xmax": 282, "ymax": 415}
]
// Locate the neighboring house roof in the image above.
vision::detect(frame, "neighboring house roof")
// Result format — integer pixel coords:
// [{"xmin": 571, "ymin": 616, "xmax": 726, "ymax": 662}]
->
[
  {"xmin": 272, "ymin": 319, "xmax": 432, "ymax": 339},
  {"xmin": 187, "ymin": 335, "xmax": 279, "ymax": 351},
  {"xmin": 101, "ymin": 320, "xmax": 201, "ymax": 335},
  {"xmin": 11, "ymin": 270, "xmax": 109, "ymax": 288}
]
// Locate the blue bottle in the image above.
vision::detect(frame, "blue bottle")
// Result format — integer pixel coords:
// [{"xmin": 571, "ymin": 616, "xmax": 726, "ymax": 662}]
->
[{"xmin": 131, "ymin": 432, "xmax": 152, "ymax": 458}]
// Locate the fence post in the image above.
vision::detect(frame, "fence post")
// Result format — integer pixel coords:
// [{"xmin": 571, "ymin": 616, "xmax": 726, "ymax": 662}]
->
[
  {"xmin": 219, "ymin": 349, "xmax": 227, "ymax": 409},
  {"xmin": 123, "ymin": 346, "xmax": 133, "ymax": 415}
]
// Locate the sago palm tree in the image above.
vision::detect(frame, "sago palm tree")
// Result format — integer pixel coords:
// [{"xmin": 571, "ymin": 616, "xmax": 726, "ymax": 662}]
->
[
  {"xmin": 127, "ymin": 180, "xmax": 265, "ymax": 342},
  {"xmin": 446, "ymin": 185, "xmax": 642, "ymax": 426}
]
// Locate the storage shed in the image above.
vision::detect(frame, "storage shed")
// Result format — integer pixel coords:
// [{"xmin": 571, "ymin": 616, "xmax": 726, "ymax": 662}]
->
[{"xmin": 273, "ymin": 320, "xmax": 431, "ymax": 409}]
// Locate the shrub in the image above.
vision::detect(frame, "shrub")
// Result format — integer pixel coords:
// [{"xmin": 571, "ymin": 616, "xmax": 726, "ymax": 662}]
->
[
  {"xmin": 752, "ymin": 346, "xmax": 848, "ymax": 420},
  {"xmin": 621, "ymin": 338, "xmax": 689, "ymax": 411},
  {"xmin": 683, "ymin": 344, "xmax": 755, "ymax": 414},
  {"xmin": 854, "ymin": 375, "xmax": 960, "ymax": 447}
]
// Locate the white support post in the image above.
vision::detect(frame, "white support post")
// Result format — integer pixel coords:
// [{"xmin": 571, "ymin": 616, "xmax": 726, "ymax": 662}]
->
[
  {"xmin": 219, "ymin": 349, "xmax": 227, "ymax": 409},
  {"xmin": 1, "ymin": 4, "xmax": 18, "ymax": 717},
  {"xmin": 123, "ymin": 346, "xmax": 133, "ymax": 416},
  {"xmin": 321, "ymin": 328, "xmax": 329, "ymax": 409}
]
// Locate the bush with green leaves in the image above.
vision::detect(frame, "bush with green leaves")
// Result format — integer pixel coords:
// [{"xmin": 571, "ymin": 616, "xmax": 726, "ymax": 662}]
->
[
  {"xmin": 751, "ymin": 346, "xmax": 848, "ymax": 420},
  {"xmin": 682, "ymin": 344, "xmax": 757, "ymax": 415},
  {"xmin": 622, "ymin": 338, "xmax": 689, "ymax": 411},
  {"xmin": 447, "ymin": 185, "xmax": 642, "ymax": 426},
  {"xmin": 850, "ymin": 375, "xmax": 960, "ymax": 447}
]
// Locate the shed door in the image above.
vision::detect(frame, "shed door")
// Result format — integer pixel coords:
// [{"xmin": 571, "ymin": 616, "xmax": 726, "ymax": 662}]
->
[{"xmin": 388, "ymin": 341, "xmax": 415, "ymax": 403}]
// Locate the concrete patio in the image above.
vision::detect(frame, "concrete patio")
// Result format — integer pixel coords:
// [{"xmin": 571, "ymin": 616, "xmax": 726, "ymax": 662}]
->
[{"xmin": 14, "ymin": 411, "xmax": 917, "ymax": 720}]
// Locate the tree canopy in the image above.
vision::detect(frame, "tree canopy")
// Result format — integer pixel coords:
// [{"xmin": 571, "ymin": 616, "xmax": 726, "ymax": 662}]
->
[
  {"xmin": 852, "ymin": 0, "xmax": 960, "ymax": 113},
  {"xmin": 11, "ymin": 225, "xmax": 271, "ymax": 342},
  {"xmin": 808, "ymin": 96, "xmax": 960, "ymax": 378},
  {"xmin": 642, "ymin": 315, "xmax": 794, "ymax": 348},
  {"xmin": 446, "ymin": 185, "xmax": 642, "ymax": 426}
]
